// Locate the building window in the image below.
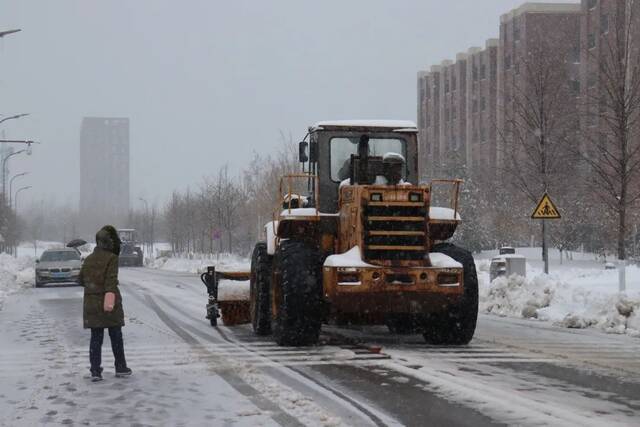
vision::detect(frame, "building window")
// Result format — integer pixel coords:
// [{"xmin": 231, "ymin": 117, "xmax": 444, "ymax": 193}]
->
[
  {"xmin": 472, "ymin": 65, "xmax": 478, "ymax": 81},
  {"xmin": 505, "ymin": 55, "xmax": 512, "ymax": 70},
  {"xmin": 480, "ymin": 126, "xmax": 486, "ymax": 142},
  {"xmin": 569, "ymin": 45, "xmax": 580, "ymax": 63},
  {"xmin": 480, "ymin": 63, "xmax": 486, "ymax": 80},
  {"xmin": 481, "ymin": 97, "xmax": 486, "ymax": 111},
  {"xmin": 452, "ymin": 106, "xmax": 457, "ymax": 120},
  {"xmin": 444, "ymin": 78, "xmax": 449, "ymax": 93},
  {"xmin": 588, "ymin": 33, "xmax": 596, "ymax": 50},
  {"xmin": 570, "ymin": 79, "xmax": 580, "ymax": 94},
  {"xmin": 601, "ymin": 14, "xmax": 609, "ymax": 34},
  {"xmin": 514, "ymin": 25, "xmax": 520, "ymax": 42},
  {"xmin": 515, "ymin": 62, "xmax": 520, "ymax": 75},
  {"xmin": 588, "ymin": 0, "xmax": 597, "ymax": 10},
  {"xmin": 588, "ymin": 73, "xmax": 597, "ymax": 88},
  {"xmin": 452, "ymin": 74, "xmax": 457, "ymax": 91},
  {"xmin": 472, "ymin": 99, "xmax": 478, "ymax": 113}
]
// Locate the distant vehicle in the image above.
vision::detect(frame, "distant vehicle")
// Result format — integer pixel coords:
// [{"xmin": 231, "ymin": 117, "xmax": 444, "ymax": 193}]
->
[
  {"xmin": 35, "ymin": 248, "xmax": 82, "ymax": 287},
  {"xmin": 499, "ymin": 246, "xmax": 516, "ymax": 255},
  {"xmin": 117, "ymin": 229, "xmax": 144, "ymax": 267}
]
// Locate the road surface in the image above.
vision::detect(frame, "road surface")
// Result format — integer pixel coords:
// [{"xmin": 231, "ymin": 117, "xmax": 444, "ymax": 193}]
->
[{"xmin": 1, "ymin": 267, "xmax": 639, "ymax": 426}]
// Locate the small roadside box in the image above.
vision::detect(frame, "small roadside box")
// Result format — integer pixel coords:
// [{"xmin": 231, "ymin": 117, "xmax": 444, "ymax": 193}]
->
[{"xmin": 490, "ymin": 251, "xmax": 526, "ymax": 281}]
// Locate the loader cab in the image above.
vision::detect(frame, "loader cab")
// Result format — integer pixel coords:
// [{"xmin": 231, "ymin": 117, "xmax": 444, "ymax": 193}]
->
[{"xmin": 301, "ymin": 121, "xmax": 419, "ymax": 213}]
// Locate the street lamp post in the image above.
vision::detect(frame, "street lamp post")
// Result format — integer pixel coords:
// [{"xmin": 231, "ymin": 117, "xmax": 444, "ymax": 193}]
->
[
  {"xmin": 0, "ymin": 29, "xmax": 21, "ymax": 39},
  {"xmin": 139, "ymin": 197, "xmax": 149, "ymax": 254},
  {"xmin": 1, "ymin": 149, "xmax": 26, "ymax": 206},
  {"xmin": 0, "ymin": 114, "xmax": 29, "ymax": 126},
  {"xmin": 9, "ymin": 172, "xmax": 28, "ymax": 208},
  {"xmin": 11, "ymin": 185, "xmax": 31, "ymax": 255},
  {"xmin": 14, "ymin": 185, "xmax": 31, "ymax": 216}
]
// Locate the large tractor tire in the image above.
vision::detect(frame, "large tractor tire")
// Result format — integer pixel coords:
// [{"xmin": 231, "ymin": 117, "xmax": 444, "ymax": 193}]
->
[
  {"xmin": 250, "ymin": 242, "xmax": 272, "ymax": 336},
  {"xmin": 422, "ymin": 243, "xmax": 478, "ymax": 345},
  {"xmin": 272, "ymin": 240, "xmax": 322, "ymax": 346}
]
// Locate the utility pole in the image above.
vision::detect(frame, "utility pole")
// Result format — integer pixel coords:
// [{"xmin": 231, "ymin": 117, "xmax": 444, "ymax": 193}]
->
[{"xmin": 139, "ymin": 197, "xmax": 149, "ymax": 255}]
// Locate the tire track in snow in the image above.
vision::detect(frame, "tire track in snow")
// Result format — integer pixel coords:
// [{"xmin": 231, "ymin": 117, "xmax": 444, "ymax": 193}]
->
[{"xmin": 147, "ymin": 291, "xmax": 399, "ymax": 427}]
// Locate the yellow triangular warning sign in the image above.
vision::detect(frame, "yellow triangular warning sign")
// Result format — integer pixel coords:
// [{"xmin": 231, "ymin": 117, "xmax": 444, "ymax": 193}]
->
[{"xmin": 531, "ymin": 193, "xmax": 561, "ymax": 219}]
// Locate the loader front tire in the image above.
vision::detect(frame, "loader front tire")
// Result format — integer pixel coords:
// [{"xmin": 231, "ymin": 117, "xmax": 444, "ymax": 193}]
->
[
  {"xmin": 385, "ymin": 314, "xmax": 417, "ymax": 334},
  {"xmin": 250, "ymin": 242, "xmax": 272, "ymax": 335},
  {"xmin": 273, "ymin": 240, "xmax": 322, "ymax": 346},
  {"xmin": 422, "ymin": 243, "xmax": 478, "ymax": 345}
]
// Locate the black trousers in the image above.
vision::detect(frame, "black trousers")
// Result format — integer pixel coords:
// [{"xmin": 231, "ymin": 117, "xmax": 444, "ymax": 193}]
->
[{"xmin": 90, "ymin": 327, "xmax": 127, "ymax": 374}]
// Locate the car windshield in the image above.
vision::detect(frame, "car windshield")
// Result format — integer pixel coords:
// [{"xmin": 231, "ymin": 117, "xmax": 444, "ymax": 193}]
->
[
  {"xmin": 40, "ymin": 251, "xmax": 80, "ymax": 262},
  {"xmin": 330, "ymin": 137, "xmax": 407, "ymax": 181}
]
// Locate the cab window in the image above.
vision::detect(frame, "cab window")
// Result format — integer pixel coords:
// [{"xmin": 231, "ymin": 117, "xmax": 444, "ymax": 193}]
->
[{"xmin": 330, "ymin": 137, "xmax": 406, "ymax": 182}]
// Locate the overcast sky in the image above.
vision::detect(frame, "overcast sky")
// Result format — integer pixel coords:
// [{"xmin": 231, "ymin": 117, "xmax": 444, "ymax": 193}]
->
[{"xmin": 0, "ymin": 0, "xmax": 575, "ymax": 209}]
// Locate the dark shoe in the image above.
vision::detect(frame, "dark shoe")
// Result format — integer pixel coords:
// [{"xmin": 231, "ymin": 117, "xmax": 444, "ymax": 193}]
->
[
  {"xmin": 115, "ymin": 367, "xmax": 132, "ymax": 378},
  {"xmin": 91, "ymin": 372, "xmax": 103, "ymax": 382}
]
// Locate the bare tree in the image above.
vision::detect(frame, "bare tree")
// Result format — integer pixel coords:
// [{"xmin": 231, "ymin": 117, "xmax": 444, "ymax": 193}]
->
[
  {"xmin": 499, "ymin": 24, "xmax": 581, "ymax": 271},
  {"xmin": 580, "ymin": 2, "xmax": 640, "ymax": 261}
]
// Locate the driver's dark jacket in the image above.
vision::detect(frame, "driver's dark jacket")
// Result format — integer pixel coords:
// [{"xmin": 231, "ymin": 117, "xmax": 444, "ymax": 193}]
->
[{"xmin": 79, "ymin": 247, "xmax": 125, "ymax": 328}]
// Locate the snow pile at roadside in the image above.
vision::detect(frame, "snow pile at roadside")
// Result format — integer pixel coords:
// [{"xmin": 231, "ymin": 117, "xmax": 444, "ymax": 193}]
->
[
  {"xmin": 16, "ymin": 241, "xmax": 65, "ymax": 258},
  {"xmin": 0, "ymin": 254, "xmax": 35, "ymax": 310},
  {"xmin": 148, "ymin": 253, "xmax": 250, "ymax": 274},
  {"xmin": 480, "ymin": 273, "xmax": 557, "ymax": 319},
  {"xmin": 478, "ymin": 259, "xmax": 640, "ymax": 337}
]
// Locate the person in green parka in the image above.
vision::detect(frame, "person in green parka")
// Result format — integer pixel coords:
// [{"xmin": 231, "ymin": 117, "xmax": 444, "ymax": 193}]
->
[{"xmin": 79, "ymin": 225, "xmax": 132, "ymax": 382}]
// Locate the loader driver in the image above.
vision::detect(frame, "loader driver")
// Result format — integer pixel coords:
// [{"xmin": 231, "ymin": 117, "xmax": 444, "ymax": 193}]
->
[{"xmin": 375, "ymin": 152, "xmax": 407, "ymax": 185}]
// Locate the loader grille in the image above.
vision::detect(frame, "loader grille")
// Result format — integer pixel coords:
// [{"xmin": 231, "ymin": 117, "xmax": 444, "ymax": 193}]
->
[{"xmin": 363, "ymin": 202, "xmax": 427, "ymax": 261}]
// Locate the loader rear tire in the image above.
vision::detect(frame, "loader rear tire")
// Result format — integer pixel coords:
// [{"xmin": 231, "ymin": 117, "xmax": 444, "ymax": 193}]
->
[
  {"xmin": 273, "ymin": 240, "xmax": 322, "ymax": 346},
  {"xmin": 422, "ymin": 243, "xmax": 478, "ymax": 345},
  {"xmin": 250, "ymin": 242, "xmax": 272, "ymax": 336}
]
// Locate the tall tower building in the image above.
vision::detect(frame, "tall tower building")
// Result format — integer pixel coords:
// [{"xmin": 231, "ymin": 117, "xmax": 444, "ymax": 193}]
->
[{"xmin": 79, "ymin": 117, "xmax": 130, "ymax": 233}]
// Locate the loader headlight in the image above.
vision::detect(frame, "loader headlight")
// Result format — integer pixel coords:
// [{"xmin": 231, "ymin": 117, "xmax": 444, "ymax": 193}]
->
[
  {"xmin": 437, "ymin": 273, "xmax": 460, "ymax": 286},
  {"xmin": 370, "ymin": 193, "xmax": 383, "ymax": 202},
  {"xmin": 409, "ymin": 192, "xmax": 422, "ymax": 202}
]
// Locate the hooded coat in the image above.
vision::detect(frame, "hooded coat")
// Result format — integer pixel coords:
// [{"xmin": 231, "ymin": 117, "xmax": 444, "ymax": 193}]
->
[{"xmin": 79, "ymin": 226, "xmax": 125, "ymax": 328}]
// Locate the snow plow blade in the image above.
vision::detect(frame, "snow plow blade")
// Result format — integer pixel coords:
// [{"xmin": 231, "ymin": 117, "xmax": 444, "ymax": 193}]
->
[{"xmin": 200, "ymin": 267, "xmax": 251, "ymax": 327}]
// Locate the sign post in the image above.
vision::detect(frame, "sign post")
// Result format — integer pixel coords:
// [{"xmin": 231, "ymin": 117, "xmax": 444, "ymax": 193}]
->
[{"xmin": 531, "ymin": 193, "xmax": 561, "ymax": 274}]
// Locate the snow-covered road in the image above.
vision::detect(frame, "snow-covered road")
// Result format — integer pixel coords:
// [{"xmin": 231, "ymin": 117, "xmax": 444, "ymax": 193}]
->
[{"xmin": 1, "ymin": 267, "xmax": 639, "ymax": 426}]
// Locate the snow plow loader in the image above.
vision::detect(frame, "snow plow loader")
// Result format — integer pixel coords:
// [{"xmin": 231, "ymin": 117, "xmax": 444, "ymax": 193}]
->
[{"xmin": 244, "ymin": 121, "xmax": 478, "ymax": 346}]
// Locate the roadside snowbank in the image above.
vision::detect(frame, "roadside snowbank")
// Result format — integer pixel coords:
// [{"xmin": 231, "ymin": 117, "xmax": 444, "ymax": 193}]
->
[
  {"xmin": 148, "ymin": 253, "xmax": 250, "ymax": 274},
  {"xmin": 477, "ymin": 256, "xmax": 640, "ymax": 337},
  {"xmin": 16, "ymin": 241, "xmax": 64, "ymax": 258},
  {"xmin": 0, "ymin": 254, "xmax": 35, "ymax": 310}
]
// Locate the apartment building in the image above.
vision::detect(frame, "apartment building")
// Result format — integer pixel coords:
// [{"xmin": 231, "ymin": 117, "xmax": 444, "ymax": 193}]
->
[{"xmin": 419, "ymin": 3, "xmax": 582, "ymax": 177}]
